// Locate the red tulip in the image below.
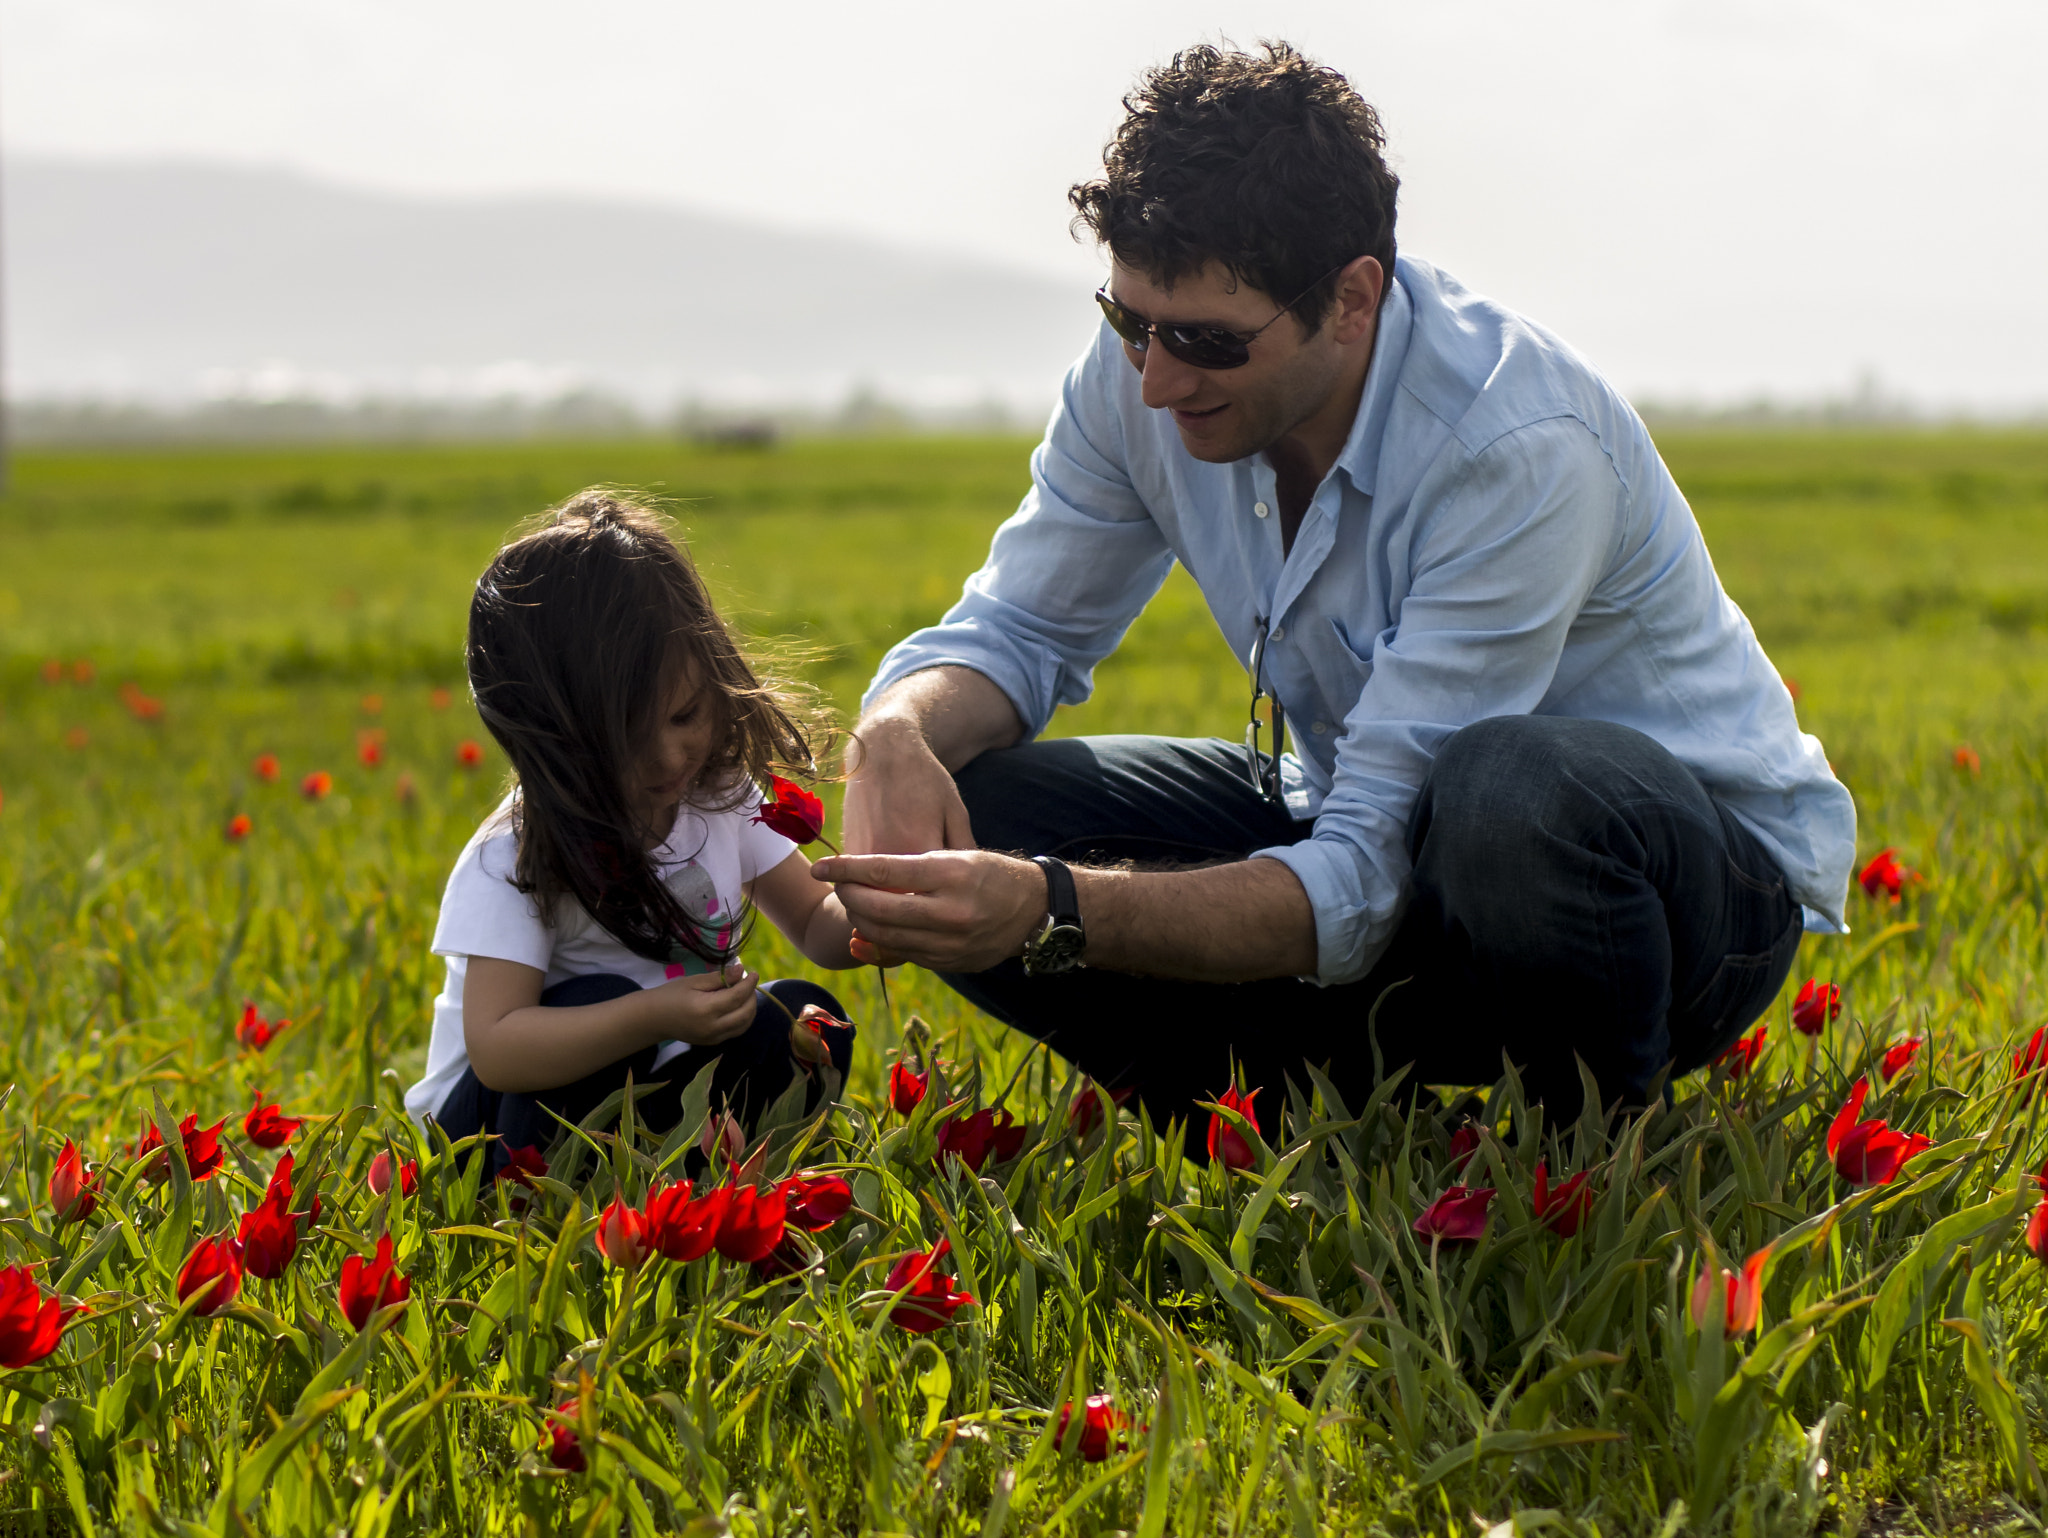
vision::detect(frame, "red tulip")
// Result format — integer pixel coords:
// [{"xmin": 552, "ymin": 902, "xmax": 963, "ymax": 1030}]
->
[
  {"xmin": 456, "ymin": 739, "xmax": 485, "ymax": 769},
  {"xmin": 2027, "ymin": 1201, "xmax": 2048, "ymax": 1267},
  {"xmin": 338, "ymin": 1234, "xmax": 411, "ymax": 1331},
  {"xmin": 430, "ymin": 687, "xmax": 453, "ymax": 711},
  {"xmin": 889, "ymin": 1060, "xmax": 929, "ymax": 1116},
  {"xmin": 1791, "ymin": 980, "xmax": 1841, "ymax": 1037},
  {"xmin": 752, "ymin": 774, "xmax": 826, "ymax": 845},
  {"xmin": 225, "ymin": 813, "xmax": 254, "ymax": 842},
  {"xmin": 1446, "ymin": 1124, "xmax": 1481, "ymax": 1167},
  {"xmin": 1715, "ymin": 1027, "xmax": 1767, "ymax": 1081},
  {"xmin": 1880, "ymin": 1037, "xmax": 1924, "ymax": 1083},
  {"xmin": 48, "ymin": 1140, "xmax": 100, "ymax": 1225},
  {"xmin": 71, "ymin": 658, "xmax": 94, "ymax": 686},
  {"xmin": 711, "ymin": 1183, "xmax": 788, "ymax": 1264},
  {"xmin": 252, "ymin": 753, "xmax": 281, "ymax": 783},
  {"xmin": 1690, "ymin": 1244, "xmax": 1771, "ymax": 1336},
  {"xmin": 138, "ymin": 1112, "xmax": 227, "ymax": 1182},
  {"xmin": 644, "ymin": 1180, "xmax": 726, "ymax": 1262},
  {"xmin": 1826, "ymin": 1077, "xmax": 1932, "ymax": 1187},
  {"xmin": 237, "ymin": 1188, "xmax": 300, "ymax": 1281},
  {"xmin": 1414, "ymin": 1184, "xmax": 1495, "ymax": 1242},
  {"xmin": 367, "ymin": 1150, "xmax": 419, "ymax": 1198},
  {"xmin": 1531, "ymin": 1161, "xmax": 1593, "ymax": 1238},
  {"xmin": 498, "ymin": 1144, "xmax": 548, "ymax": 1189},
  {"xmin": 1859, "ymin": 847, "xmax": 1914, "ymax": 902},
  {"xmin": 596, "ymin": 1200, "xmax": 651, "ymax": 1271},
  {"xmin": 1781, "ymin": 676, "xmax": 1801, "ymax": 702},
  {"xmin": 1205, "ymin": 1086, "xmax": 1261, "ymax": 1171},
  {"xmin": 39, "ymin": 658, "xmax": 61, "ymax": 685},
  {"xmin": 547, "ymin": 1402, "xmax": 587, "ymax": 1472},
  {"xmin": 300, "ymin": 770, "xmax": 333, "ymax": 801},
  {"xmin": 176, "ymin": 1234, "xmax": 244, "ymax": 1317},
  {"xmin": 2015, "ymin": 1027, "xmax": 2048, "ymax": 1086},
  {"xmin": 243, "ymin": 1094, "xmax": 302, "ymax": 1150},
  {"xmin": 120, "ymin": 683, "xmax": 165, "ymax": 722},
  {"xmin": 0, "ymin": 1265, "xmax": 84, "ymax": 1369},
  {"xmin": 935, "ymin": 1108, "xmax": 1026, "ymax": 1174},
  {"xmin": 1055, "ymin": 1393, "xmax": 1133, "ymax": 1462},
  {"xmin": 357, "ymin": 732, "xmax": 385, "ymax": 769},
  {"xmin": 1952, "ymin": 744, "xmax": 1981, "ymax": 776},
  {"xmin": 236, "ymin": 1001, "xmax": 287, "ymax": 1052},
  {"xmin": 883, "ymin": 1238, "xmax": 975, "ymax": 1333},
  {"xmin": 1067, "ymin": 1080, "xmax": 1135, "ymax": 1137},
  {"xmin": 780, "ymin": 1173, "xmax": 853, "ymax": 1232}
]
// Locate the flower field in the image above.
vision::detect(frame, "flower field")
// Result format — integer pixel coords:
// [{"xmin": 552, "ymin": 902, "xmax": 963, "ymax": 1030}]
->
[{"xmin": 2, "ymin": 431, "xmax": 2048, "ymax": 1534}]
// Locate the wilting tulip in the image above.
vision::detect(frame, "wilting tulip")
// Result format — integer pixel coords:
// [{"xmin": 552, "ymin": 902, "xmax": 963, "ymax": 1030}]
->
[
  {"xmin": 645, "ymin": 1180, "xmax": 725, "ymax": 1263},
  {"xmin": 1953, "ymin": 744, "xmax": 1981, "ymax": 776},
  {"xmin": 338, "ymin": 1234, "xmax": 410, "ymax": 1331},
  {"xmin": 367, "ymin": 1150, "xmax": 418, "ymax": 1198},
  {"xmin": 548, "ymin": 1402, "xmax": 587, "ymax": 1472},
  {"xmin": 497, "ymin": 1144, "xmax": 548, "ymax": 1189},
  {"xmin": 0, "ymin": 1266, "xmax": 84, "ymax": 1369},
  {"xmin": 712, "ymin": 1184, "xmax": 788, "ymax": 1264},
  {"xmin": 1791, "ymin": 980, "xmax": 1841, "ymax": 1037},
  {"xmin": 1068, "ymin": 1080, "xmax": 1135, "ymax": 1137},
  {"xmin": 889, "ymin": 1060, "xmax": 929, "ymax": 1116},
  {"xmin": 243, "ymin": 1094, "xmax": 301, "ymax": 1150},
  {"xmin": 1414, "ymin": 1184, "xmax": 1496, "ymax": 1242},
  {"xmin": 935, "ymin": 1108, "xmax": 1027, "ymax": 1174},
  {"xmin": 1826, "ymin": 1077, "xmax": 1932, "ymax": 1187},
  {"xmin": 1690, "ymin": 1245, "xmax": 1770, "ymax": 1336},
  {"xmin": 1205, "ymin": 1086, "xmax": 1261, "ymax": 1172},
  {"xmin": 177, "ymin": 1234, "xmax": 244, "ymax": 1317},
  {"xmin": 236, "ymin": 1001, "xmax": 287, "ymax": 1052},
  {"xmin": 300, "ymin": 770, "xmax": 333, "ymax": 801},
  {"xmin": 237, "ymin": 1190, "xmax": 300, "ymax": 1282},
  {"xmin": 252, "ymin": 753, "xmax": 280, "ymax": 783},
  {"xmin": 225, "ymin": 813, "xmax": 253, "ymax": 842},
  {"xmin": 1715, "ymin": 1027, "xmax": 1767, "ymax": 1081},
  {"xmin": 596, "ymin": 1199, "xmax": 651, "ymax": 1271},
  {"xmin": 752, "ymin": 774, "xmax": 827, "ymax": 845},
  {"xmin": 780, "ymin": 1173, "xmax": 853, "ymax": 1231},
  {"xmin": 1532, "ymin": 1161, "xmax": 1593, "ymax": 1238},
  {"xmin": 1055, "ymin": 1393, "xmax": 1133, "ymax": 1462},
  {"xmin": 48, "ymin": 1140, "xmax": 100, "ymax": 1225},
  {"xmin": 456, "ymin": 740, "xmax": 485, "ymax": 769},
  {"xmin": 1880, "ymin": 1037, "xmax": 1925, "ymax": 1083},
  {"xmin": 1859, "ymin": 847, "xmax": 1912, "ymax": 901},
  {"xmin": 884, "ymin": 1238, "xmax": 975, "ymax": 1333},
  {"xmin": 1445, "ymin": 1124, "xmax": 1481, "ymax": 1168}
]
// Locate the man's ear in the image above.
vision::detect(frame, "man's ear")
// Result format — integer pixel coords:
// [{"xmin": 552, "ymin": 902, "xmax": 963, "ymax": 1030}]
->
[{"xmin": 1330, "ymin": 256, "xmax": 1385, "ymax": 345}]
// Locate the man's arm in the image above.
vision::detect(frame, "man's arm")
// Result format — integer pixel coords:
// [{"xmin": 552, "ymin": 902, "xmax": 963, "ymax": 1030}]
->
[
  {"xmin": 811, "ymin": 847, "xmax": 1318, "ymax": 983},
  {"xmin": 843, "ymin": 667, "xmax": 1025, "ymax": 857}
]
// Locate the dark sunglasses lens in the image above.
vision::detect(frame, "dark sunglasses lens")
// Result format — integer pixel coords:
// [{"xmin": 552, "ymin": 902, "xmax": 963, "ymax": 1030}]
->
[
  {"xmin": 1160, "ymin": 325, "xmax": 1251, "ymax": 370},
  {"xmin": 1096, "ymin": 293, "xmax": 1151, "ymax": 349}
]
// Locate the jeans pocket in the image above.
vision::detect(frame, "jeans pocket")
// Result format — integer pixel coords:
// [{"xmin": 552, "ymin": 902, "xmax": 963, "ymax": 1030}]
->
[{"xmin": 1673, "ymin": 907, "xmax": 1804, "ymax": 1071}]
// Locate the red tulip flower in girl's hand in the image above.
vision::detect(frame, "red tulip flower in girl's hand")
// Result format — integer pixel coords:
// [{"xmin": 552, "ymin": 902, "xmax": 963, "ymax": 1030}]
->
[
  {"xmin": 752, "ymin": 774, "xmax": 831, "ymax": 848},
  {"xmin": 1690, "ymin": 1245, "xmax": 1770, "ymax": 1336},
  {"xmin": 48, "ymin": 1140, "xmax": 101, "ymax": 1225},
  {"xmin": 1825, "ymin": 1077, "xmax": 1932, "ymax": 1187},
  {"xmin": 0, "ymin": 1266, "xmax": 85, "ymax": 1369},
  {"xmin": 1413, "ymin": 1184, "xmax": 1496, "ymax": 1242},
  {"xmin": 338, "ymin": 1234, "xmax": 411, "ymax": 1331},
  {"xmin": 176, "ymin": 1234, "xmax": 244, "ymax": 1317},
  {"xmin": 1791, "ymin": 980, "xmax": 1841, "ymax": 1037},
  {"xmin": 1205, "ymin": 1086, "xmax": 1261, "ymax": 1171}
]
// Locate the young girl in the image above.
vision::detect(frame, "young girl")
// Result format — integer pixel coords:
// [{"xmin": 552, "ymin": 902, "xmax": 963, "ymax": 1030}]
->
[{"xmin": 403, "ymin": 491, "xmax": 860, "ymax": 1162}]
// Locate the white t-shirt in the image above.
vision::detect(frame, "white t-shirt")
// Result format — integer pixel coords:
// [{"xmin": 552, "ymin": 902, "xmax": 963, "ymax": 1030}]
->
[{"xmin": 403, "ymin": 789, "xmax": 798, "ymax": 1124}]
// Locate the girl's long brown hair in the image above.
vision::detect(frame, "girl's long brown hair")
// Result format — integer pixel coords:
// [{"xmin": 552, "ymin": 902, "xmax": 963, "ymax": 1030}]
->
[{"xmin": 466, "ymin": 490, "xmax": 826, "ymax": 964}]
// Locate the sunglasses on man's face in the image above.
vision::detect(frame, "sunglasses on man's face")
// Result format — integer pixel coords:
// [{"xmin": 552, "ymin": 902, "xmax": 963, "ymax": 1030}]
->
[{"xmin": 1093, "ymin": 262, "xmax": 1353, "ymax": 371}]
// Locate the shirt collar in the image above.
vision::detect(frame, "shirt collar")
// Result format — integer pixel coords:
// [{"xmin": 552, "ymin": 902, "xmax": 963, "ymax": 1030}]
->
[{"xmin": 1332, "ymin": 265, "xmax": 1415, "ymax": 499}]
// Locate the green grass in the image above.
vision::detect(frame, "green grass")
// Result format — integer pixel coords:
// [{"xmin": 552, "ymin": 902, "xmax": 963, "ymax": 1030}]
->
[{"xmin": 2, "ymin": 432, "xmax": 2048, "ymax": 1534}]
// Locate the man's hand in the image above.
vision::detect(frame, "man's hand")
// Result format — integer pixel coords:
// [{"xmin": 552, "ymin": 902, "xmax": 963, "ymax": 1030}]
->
[
  {"xmin": 842, "ymin": 718, "xmax": 976, "ymax": 857},
  {"xmin": 811, "ymin": 851, "xmax": 1045, "ymax": 974}
]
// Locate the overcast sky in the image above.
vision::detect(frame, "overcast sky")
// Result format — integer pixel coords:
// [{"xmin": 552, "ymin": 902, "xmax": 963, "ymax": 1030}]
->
[{"xmin": 5, "ymin": 0, "xmax": 2045, "ymax": 409}]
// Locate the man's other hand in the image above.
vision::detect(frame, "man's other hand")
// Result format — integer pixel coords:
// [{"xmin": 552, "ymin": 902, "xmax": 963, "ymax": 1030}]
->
[
  {"xmin": 842, "ymin": 718, "xmax": 976, "ymax": 857},
  {"xmin": 811, "ymin": 851, "xmax": 1044, "ymax": 974}
]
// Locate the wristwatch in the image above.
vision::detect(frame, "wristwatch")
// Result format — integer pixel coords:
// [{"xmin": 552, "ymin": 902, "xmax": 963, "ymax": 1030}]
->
[{"xmin": 1020, "ymin": 855, "xmax": 1086, "ymax": 977}]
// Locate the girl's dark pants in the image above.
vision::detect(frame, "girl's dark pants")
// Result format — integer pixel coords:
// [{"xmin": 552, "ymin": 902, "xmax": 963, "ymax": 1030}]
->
[
  {"xmin": 940, "ymin": 716, "xmax": 1803, "ymax": 1136},
  {"xmin": 433, "ymin": 977, "xmax": 853, "ymax": 1171}
]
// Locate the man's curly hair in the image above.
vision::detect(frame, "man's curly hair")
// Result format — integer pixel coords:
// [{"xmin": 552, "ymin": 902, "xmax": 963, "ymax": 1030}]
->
[{"xmin": 1070, "ymin": 42, "xmax": 1400, "ymax": 331}]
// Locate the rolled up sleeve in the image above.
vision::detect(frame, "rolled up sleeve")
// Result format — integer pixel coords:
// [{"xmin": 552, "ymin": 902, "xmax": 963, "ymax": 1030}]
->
[
  {"xmin": 1252, "ymin": 417, "xmax": 1625, "ymax": 985},
  {"xmin": 863, "ymin": 334, "xmax": 1176, "ymax": 737}
]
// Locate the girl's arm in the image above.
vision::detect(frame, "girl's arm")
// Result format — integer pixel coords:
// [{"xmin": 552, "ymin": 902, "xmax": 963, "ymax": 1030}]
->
[
  {"xmin": 747, "ymin": 849, "xmax": 858, "ymax": 968},
  {"xmin": 463, "ymin": 955, "xmax": 759, "ymax": 1093}
]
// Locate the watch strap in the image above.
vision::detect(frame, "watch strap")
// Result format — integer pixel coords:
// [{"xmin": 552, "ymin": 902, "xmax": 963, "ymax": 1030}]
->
[{"xmin": 1032, "ymin": 855, "xmax": 1081, "ymax": 928}]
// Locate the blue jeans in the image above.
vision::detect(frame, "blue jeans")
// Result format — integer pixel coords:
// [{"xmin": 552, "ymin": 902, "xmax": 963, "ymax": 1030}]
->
[
  {"xmin": 941, "ymin": 717, "xmax": 1801, "ymax": 1131},
  {"xmin": 433, "ymin": 976, "xmax": 854, "ymax": 1172}
]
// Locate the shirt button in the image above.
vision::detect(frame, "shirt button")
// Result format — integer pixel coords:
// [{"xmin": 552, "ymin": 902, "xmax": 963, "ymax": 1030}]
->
[
  {"xmin": 1270, "ymin": 626, "xmax": 1284, "ymax": 641},
  {"xmin": 1253, "ymin": 501, "xmax": 1270, "ymax": 518},
  {"xmin": 1312, "ymin": 721, "xmax": 1329, "ymax": 735}
]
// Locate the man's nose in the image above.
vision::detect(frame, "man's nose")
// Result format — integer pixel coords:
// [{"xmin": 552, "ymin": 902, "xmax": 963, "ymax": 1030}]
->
[{"xmin": 1138, "ymin": 344, "xmax": 1203, "ymax": 410}]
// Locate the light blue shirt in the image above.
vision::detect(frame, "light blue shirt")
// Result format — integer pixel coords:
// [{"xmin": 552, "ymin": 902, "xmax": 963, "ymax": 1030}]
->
[{"xmin": 866, "ymin": 256, "xmax": 1856, "ymax": 986}]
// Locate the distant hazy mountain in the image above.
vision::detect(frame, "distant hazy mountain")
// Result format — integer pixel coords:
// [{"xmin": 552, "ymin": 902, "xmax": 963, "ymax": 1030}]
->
[{"xmin": 1, "ymin": 158, "xmax": 1099, "ymax": 412}]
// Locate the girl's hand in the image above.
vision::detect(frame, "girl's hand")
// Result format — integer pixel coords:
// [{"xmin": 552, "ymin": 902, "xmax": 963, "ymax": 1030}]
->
[{"xmin": 647, "ymin": 960, "xmax": 759, "ymax": 1045}]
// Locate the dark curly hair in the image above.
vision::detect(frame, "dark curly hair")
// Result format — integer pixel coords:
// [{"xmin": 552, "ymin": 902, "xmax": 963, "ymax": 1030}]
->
[
  {"xmin": 1070, "ymin": 41, "xmax": 1400, "ymax": 331},
  {"xmin": 466, "ymin": 490, "xmax": 829, "ymax": 965}
]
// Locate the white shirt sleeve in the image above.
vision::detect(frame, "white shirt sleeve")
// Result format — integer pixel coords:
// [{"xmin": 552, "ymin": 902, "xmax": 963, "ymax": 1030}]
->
[{"xmin": 430, "ymin": 829, "xmax": 555, "ymax": 970}]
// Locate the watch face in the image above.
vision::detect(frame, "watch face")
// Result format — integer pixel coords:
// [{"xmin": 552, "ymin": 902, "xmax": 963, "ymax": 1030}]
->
[{"xmin": 1029, "ymin": 922, "xmax": 1086, "ymax": 974}]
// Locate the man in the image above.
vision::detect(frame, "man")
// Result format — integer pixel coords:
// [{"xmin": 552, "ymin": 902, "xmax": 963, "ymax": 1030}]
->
[{"xmin": 812, "ymin": 42, "xmax": 1854, "ymax": 1135}]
